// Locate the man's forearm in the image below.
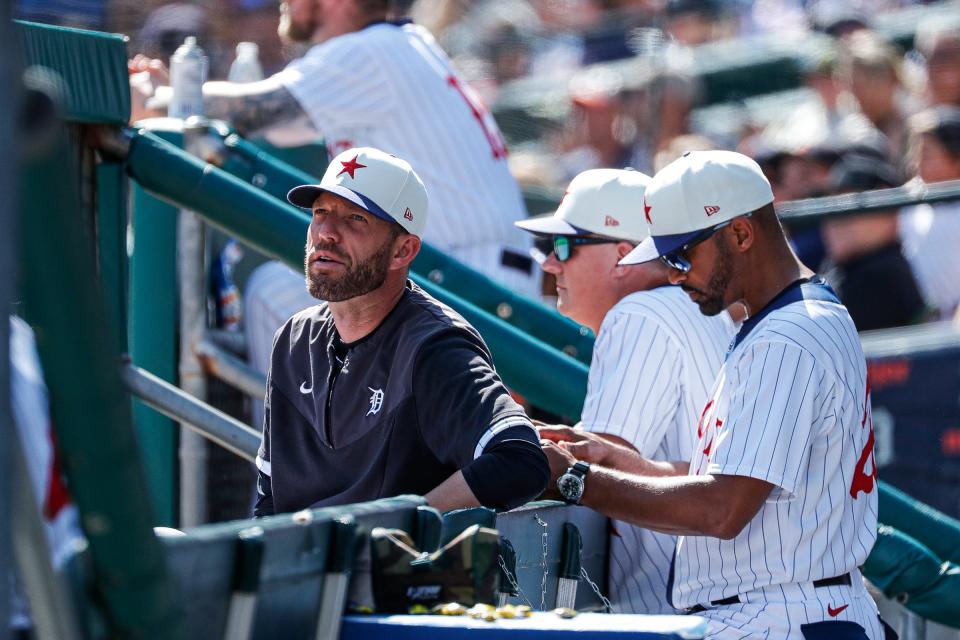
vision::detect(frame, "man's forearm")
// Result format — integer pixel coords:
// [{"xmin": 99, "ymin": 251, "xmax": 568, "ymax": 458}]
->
[
  {"xmin": 425, "ymin": 470, "xmax": 481, "ymax": 513},
  {"xmin": 604, "ymin": 445, "xmax": 689, "ymax": 477},
  {"xmin": 581, "ymin": 467, "xmax": 770, "ymax": 538},
  {"xmin": 202, "ymin": 79, "xmax": 314, "ymax": 138}
]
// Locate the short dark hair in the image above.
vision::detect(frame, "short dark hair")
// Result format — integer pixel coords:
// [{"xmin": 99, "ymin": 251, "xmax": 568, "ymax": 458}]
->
[
  {"xmin": 388, "ymin": 220, "xmax": 407, "ymax": 241},
  {"xmin": 751, "ymin": 202, "xmax": 782, "ymax": 233}
]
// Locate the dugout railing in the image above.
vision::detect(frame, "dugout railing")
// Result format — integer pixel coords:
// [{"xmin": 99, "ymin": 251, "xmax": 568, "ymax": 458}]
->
[{"xmin": 9, "ymin": 16, "xmax": 960, "ymax": 639}]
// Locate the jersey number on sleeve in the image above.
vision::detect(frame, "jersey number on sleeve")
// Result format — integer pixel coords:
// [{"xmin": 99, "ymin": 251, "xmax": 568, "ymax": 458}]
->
[
  {"xmin": 850, "ymin": 381, "xmax": 877, "ymax": 499},
  {"xmin": 447, "ymin": 75, "xmax": 508, "ymax": 160}
]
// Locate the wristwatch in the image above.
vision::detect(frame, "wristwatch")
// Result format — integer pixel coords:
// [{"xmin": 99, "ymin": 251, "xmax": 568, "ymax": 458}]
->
[{"xmin": 557, "ymin": 461, "xmax": 590, "ymax": 505}]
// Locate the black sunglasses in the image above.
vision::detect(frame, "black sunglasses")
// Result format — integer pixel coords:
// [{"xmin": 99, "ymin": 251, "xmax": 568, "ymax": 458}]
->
[
  {"xmin": 659, "ymin": 213, "xmax": 751, "ymax": 274},
  {"xmin": 552, "ymin": 235, "xmax": 621, "ymax": 262}
]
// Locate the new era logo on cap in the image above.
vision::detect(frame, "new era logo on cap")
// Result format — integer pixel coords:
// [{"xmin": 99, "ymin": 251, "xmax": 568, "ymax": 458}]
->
[
  {"xmin": 604, "ymin": 215, "xmax": 620, "ymax": 227},
  {"xmin": 286, "ymin": 147, "xmax": 429, "ymax": 236},
  {"xmin": 704, "ymin": 205, "xmax": 720, "ymax": 216}
]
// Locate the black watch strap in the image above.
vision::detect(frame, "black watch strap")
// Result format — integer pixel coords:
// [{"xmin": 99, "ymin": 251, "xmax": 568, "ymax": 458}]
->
[{"xmin": 570, "ymin": 460, "xmax": 590, "ymax": 479}]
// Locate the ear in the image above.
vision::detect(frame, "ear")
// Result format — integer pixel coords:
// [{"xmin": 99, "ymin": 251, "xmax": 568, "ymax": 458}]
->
[
  {"xmin": 390, "ymin": 234, "xmax": 421, "ymax": 270},
  {"xmin": 611, "ymin": 241, "xmax": 636, "ymax": 278},
  {"xmin": 729, "ymin": 217, "xmax": 755, "ymax": 253}
]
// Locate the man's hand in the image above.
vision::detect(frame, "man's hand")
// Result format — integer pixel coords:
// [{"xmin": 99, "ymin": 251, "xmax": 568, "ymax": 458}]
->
[
  {"xmin": 539, "ymin": 440, "xmax": 577, "ymax": 500},
  {"xmin": 539, "ymin": 424, "xmax": 686, "ymax": 477},
  {"xmin": 128, "ymin": 55, "xmax": 169, "ymax": 122},
  {"xmin": 538, "ymin": 424, "xmax": 627, "ymax": 467}
]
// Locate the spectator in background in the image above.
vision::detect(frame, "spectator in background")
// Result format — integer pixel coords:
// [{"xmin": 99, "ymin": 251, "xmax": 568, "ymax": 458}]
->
[
  {"xmin": 136, "ymin": 3, "xmax": 209, "ymax": 61},
  {"xmin": 663, "ymin": 0, "xmax": 724, "ymax": 47},
  {"xmin": 838, "ymin": 31, "xmax": 914, "ymax": 161},
  {"xmin": 652, "ymin": 133, "xmax": 714, "ymax": 173},
  {"xmin": 770, "ymin": 144, "xmax": 838, "ymax": 270},
  {"xmin": 822, "ymin": 154, "xmax": 927, "ymax": 330},
  {"xmin": 555, "ymin": 67, "xmax": 633, "ymax": 180},
  {"xmin": 899, "ymin": 107, "xmax": 960, "ymax": 321},
  {"xmin": 915, "ymin": 14, "xmax": 960, "ymax": 109},
  {"xmin": 807, "ymin": 1, "xmax": 868, "ymax": 40}
]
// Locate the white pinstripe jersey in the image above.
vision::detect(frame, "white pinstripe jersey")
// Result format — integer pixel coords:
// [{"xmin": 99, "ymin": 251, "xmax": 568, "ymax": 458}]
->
[
  {"xmin": 581, "ymin": 286, "xmax": 735, "ymax": 614},
  {"xmin": 899, "ymin": 200, "xmax": 960, "ymax": 319},
  {"xmin": 673, "ymin": 279, "xmax": 880, "ymax": 610},
  {"xmin": 274, "ymin": 21, "xmax": 531, "ymax": 259},
  {"xmin": 244, "ymin": 260, "xmax": 318, "ymax": 429}
]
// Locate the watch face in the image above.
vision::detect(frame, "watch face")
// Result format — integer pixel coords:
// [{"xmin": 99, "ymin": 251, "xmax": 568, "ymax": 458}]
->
[{"xmin": 557, "ymin": 473, "xmax": 584, "ymax": 503}]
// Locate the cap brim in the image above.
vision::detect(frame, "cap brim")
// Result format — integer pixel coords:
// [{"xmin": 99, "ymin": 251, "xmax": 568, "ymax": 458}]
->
[
  {"xmin": 287, "ymin": 184, "xmax": 395, "ymax": 225},
  {"xmin": 514, "ymin": 214, "xmax": 582, "ymax": 236},
  {"xmin": 618, "ymin": 229, "xmax": 704, "ymax": 266}
]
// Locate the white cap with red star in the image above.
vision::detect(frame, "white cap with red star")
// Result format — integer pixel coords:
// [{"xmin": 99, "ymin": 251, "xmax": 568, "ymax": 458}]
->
[
  {"xmin": 287, "ymin": 146, "xmax": 429, "ymax": 236},
  {"xmin": 514, "ymin": 168, "xmax": 651, "ymax": 242},
  {"xmin": 619, "ymin": 150, "xmax": 773, "ymax": 265}
]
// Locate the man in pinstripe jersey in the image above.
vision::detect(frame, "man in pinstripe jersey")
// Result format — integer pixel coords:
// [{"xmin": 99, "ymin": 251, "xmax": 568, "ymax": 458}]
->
[
  {"xmin": 542, "ymin": 151, "xmax": 894, "ymax": 639},
  {"xmin": 517, "ymin": 168, "xmax": 736, "ymax": 614}
]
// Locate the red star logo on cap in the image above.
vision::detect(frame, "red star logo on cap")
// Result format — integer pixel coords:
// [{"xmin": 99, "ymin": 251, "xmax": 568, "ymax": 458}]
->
[
  {"xmin": 643, "ymin": 197, "xmax": 652, "ymax": 224},
  {"xmin": 337, "ymin": 155, "xmax": 367, "ymax": 179}
]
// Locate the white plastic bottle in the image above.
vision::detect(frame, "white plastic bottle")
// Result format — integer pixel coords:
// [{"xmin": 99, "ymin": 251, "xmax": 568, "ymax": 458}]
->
[
  {"xmin": 228, "ymin": 42, "xmax": 264, "ymax": 83},
  {"xmin": 169, "ymin": 36, "xmax": 208, "ymax": 119}
]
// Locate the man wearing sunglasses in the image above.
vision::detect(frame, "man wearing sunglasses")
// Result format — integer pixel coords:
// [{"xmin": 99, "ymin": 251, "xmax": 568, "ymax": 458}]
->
[
  {"xmin": 541, "ymin": 151, "xmax": 891, "ymax": 639},
  {"xmin": 516, "ymin": 168, "xmax": 736, "ymax": 614}
]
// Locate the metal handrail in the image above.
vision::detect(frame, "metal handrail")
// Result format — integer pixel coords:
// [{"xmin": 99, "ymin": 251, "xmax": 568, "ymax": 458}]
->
[
  {"xmin": 778, "ymin": 179, "xmax": 960, "ymax": 224},
  {"xmin": 120, "ymin": 362, "xmax": 259, "ymax": 462},
  {"xmin": 195, "ymin": 339, "xmax": 266, "ymax": 400}
]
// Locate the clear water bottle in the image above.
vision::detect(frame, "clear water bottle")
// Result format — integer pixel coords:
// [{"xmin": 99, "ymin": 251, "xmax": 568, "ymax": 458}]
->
[
  {"xmin": 169, "ymin": 36, "xmax": 208, "ymax": 119},
  {"xmin": 228, "ymin": 42, "xmax": 264, "ymax": 83}
]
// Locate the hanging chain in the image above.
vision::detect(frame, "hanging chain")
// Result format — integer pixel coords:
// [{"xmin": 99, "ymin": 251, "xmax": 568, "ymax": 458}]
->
[
  {"xmin": 580, "ymin": 566, "xmax": 614, "ymax": 613},
  {"xmin": 535, "ymin": 513, "xmax": 549, "ymax": 611},
  {"xmin": 497, "ymin": 555, "xmax": 533, "ymax": 608}
]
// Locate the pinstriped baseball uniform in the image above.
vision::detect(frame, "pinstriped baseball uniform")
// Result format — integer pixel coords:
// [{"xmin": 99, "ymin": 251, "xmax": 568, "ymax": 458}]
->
[
  {"xmin": 674, "ymin": 278, "xmax": 882, "ymax": 639},
  {"xmin": 899, "ymin": 200, "xmax": 960, "ymax": 319},
  {"xmin": 273, "ymin": 21, "xmax": 537, "ymax": 296},
  {"xmin": 581, "ymin": 285, "xmax": 735, "ymax": 614},
  {"xmin": 244, "ymin": 260, "xmax": 317, "ymax": 429}
]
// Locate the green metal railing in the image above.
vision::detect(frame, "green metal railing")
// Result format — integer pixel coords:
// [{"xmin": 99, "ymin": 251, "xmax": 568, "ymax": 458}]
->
[
  {"xmin": 2, "ymin": 3, "xmax": 19, "ymax": 630},
  {"xmin": 19, "ymin": 109, "xmax": 175, "ymax": 637}
]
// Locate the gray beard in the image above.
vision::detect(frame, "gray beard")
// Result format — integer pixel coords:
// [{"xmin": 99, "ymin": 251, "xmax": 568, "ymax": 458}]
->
[{"xmin": 304, "ymin": 239, "xmax": 393, "ymax": 302}]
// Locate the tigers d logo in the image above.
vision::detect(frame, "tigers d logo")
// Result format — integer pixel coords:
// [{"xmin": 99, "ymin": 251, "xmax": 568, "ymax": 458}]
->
[{"xmin": 366, "ymin": 387, "xmax": 384, "ymax": 416}]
